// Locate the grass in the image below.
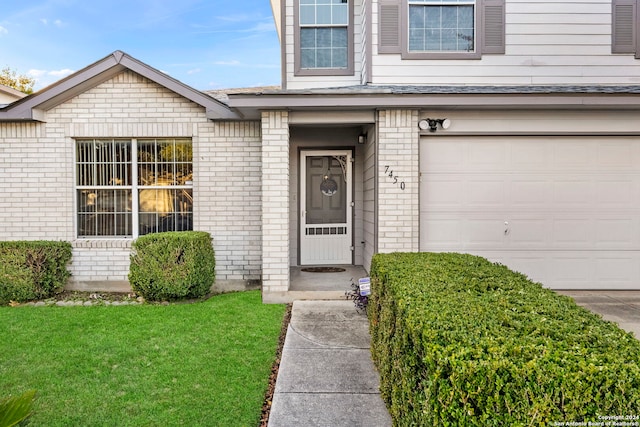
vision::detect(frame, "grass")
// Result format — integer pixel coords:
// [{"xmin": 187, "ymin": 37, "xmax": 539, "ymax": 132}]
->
[{"xmin": 0, "ymin": 291, "xmax": 286, "ymax": 426}]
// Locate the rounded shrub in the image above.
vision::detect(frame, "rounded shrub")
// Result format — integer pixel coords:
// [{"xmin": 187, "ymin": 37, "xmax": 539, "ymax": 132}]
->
[
  {"xmin": 129, "ymin": 231, "xmax": 215, "ymax": 301},
  {"xmin": 0, "ymin": 241, "xmax": 72, "ymax": 305}
]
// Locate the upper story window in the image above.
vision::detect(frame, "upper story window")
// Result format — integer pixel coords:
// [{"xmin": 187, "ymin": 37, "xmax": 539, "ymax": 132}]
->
[
  {"xmin": 295, "ymin": 0, "xmax": 354, "ymax": 75},
  {"xmin": 76, "ymin": 138, "xmax": 193, "ymax": 238},
  {"xmin": 379, "ymin": 0, "xmax": 505, "ymax": 59},
  {"xmin": 408, "ymin": 0, "xmax": 475, "ymax": 53}
]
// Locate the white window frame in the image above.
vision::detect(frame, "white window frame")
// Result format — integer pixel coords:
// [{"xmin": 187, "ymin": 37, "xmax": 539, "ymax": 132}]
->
[{"xmin": 75, "ymin": 138, "xmax": 193, "ymax": 239}]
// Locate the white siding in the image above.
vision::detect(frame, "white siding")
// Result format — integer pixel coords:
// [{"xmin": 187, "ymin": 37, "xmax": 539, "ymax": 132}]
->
[
  {"xmin": 362, "ymin": 123, "xmax": 376, "ymax": 270},
  {"xmin": 284, "ymin": 0, "xmax": 366, "ymax": 89},
  {"xmin": 370, "ymin": 0, "xmax": 640, "ymax": 86}
]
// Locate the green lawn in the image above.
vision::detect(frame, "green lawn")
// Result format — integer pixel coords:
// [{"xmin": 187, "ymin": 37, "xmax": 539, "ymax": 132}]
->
[{"xmin": 0, "ymin": 291, "xmax": 285, "ymax": 426}]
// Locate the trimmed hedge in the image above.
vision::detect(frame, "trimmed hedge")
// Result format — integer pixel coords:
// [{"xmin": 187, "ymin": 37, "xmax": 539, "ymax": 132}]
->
[
  {"xmin": 0, "ymin": 241, "xmax": 72, "ymax": 305},
  {"xmin": 129, "ymin": 231, "xmax": 215, "ymax": 301},
  {"xmin": 369, "ymin": 252, "xmax": 640, "ymax": 426}
]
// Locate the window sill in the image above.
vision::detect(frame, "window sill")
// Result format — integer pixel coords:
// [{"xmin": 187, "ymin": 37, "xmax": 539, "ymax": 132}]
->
[
  {"xmin": 401, "ymin": 51, "xmax": 482, "ymax": 60},
  {"xmin": 72, "ymin": 239, "xmax": 133, "ymax": 249},
  {"xmin": 294, "ymin": 67, "xmax": 355, "ymax": 77}
]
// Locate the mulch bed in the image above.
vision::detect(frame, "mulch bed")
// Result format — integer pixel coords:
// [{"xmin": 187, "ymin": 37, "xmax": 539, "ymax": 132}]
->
[{"xmin": 259, "ymin": 303, "xmax": 292, "ymax": 427}]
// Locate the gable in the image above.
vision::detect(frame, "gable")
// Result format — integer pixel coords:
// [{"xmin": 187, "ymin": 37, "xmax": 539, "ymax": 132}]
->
[
  {"xmin": 0, "ymin": 51, "xmax": 240, "ymax": 122},
  {"xmin": 47, "ymin": 70, "xmax": 210, "ymax": 124},
  {"xmin": 0, "ymin": 84, "xmax": 27, "ymax": 106}
]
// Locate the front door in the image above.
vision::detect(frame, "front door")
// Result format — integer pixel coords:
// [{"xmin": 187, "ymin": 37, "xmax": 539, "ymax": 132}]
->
[{"xmin": 300, "ymin": 150, "xmax": 353, "ymax": 265}]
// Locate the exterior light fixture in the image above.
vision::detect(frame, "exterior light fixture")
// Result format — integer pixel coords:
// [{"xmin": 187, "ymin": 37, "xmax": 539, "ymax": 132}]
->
[
  {"xmin": 419, "ymin": 118, "xmax": 451, "ymax": 132},
  {"xmin": 358, "ymin": 133, "xmax": 367, "ymax": 144}
]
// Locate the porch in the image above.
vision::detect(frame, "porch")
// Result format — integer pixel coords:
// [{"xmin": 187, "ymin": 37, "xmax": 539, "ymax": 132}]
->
[{"xmin": 263, "ymin": 265, "xmax": 368, "ymax": 304}]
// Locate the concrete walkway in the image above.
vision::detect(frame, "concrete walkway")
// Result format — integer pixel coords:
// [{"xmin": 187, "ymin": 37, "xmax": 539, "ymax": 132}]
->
[
  {"xmin": 557, "ymin": 290, "xmax": 640, "ymax": 338},
  {"xmin": 267, "ymin": 300, "xmax": 392, "ymax": 427},
  {"xmin": 267, "ymin": 291, "xmax": 640, "ymax": 426}
]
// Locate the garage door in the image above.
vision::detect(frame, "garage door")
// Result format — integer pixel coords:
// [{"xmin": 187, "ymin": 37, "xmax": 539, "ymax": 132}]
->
[{"xmin": 420, "ymin": 136, "xmax": 640, "ymax": 289}]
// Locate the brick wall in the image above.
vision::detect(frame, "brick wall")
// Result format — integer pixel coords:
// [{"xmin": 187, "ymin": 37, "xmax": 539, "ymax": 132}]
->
[
  {"xmin": 0, "ymin": 70, "xmax": 262, "ymax": 291},
  {"xmin": 261, "ymin": 110, "xmax": 290, "ymax": 295},
  {"xmin": 376, "ymin": 109, "xmax": 420, "ymax": 253}
]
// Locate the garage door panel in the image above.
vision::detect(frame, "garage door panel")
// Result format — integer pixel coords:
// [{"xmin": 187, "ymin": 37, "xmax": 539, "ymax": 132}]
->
[
  {"xmin": 466, "ymin": 220, "xmax": 506, "ymax": 247},
  {"xmin": 553, "ymin": 142, "xmax": 595, "ymax": 169},
  {"xmin": 596, "ymin": 256, "xmax": 637, "ymax": 283},
  {"xmin": 597, "ymin": 180, "xmax": 635, "ymax": 206},
  {"xmin": 468, "ymin": 179, "xmax": 505, "ymax": 206},
  {"xmin": 552, "ymin": 219, "xmax": 593, "ymax": 246},
  {"xmin": 468, "ymin": 142, "xmax": 506, "ymax": 169},
  {"xmin": 511, "ymin": 144, "xmax": 548, "ymax": 171},
  {"xmin": 508, "ymin": 219, "xmax": 549, "ymax": 247},
  {"xmin": 421, "ymin": 142, "xmax": 464, "ymax": 171},
  {"xmin": 553, "ymin": 180, "xmax": 593, "ymax": 206},
  {"xmin": 420, "ymin": 136, "xmax": 640, "ymax": 290},
  {"xmin": 421, "ymin": 218, "xmax": 461, "ymax": 247},
  {"xmin": 550, "ymin": 255, "xmax": 592, "ymax": 282},
  {"xmin": 597, "ymin": 142, "xmax": 637, "ymax": 168},
  {"xmin": 504, "ymin": 255, "xmax": 548, "ymax": 284},
  {"xmin": 511, "ymin": 180, "xmax": 549, "ymax": 205},
  {"xmin": 422, "ymin": 178, "xmax": 464, "ymax": 206},
  {"xmin": 595, "ymin": 219, "xmax": 638, "ymax": 247}
]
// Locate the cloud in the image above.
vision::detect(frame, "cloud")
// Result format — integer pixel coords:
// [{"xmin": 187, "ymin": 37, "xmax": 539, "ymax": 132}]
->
[
  {"xmin": 28, "ymin": 69, "xmax": 47, "ymax": 78},
  {"xmin": 193, "ymin": 18, "xmax": 275, "ymax": 34},
  {"xmin": 40, "ymin": 18, "xmax": 65, "ymax": 28},
  {"xmin": 215, "ymin": 14, "xmax": 254, "ymax": 23},
  {"xmin": 49, "ymin": 69, "xmax": 73, "ymax": 77},
  {"xmin": 214, "ymin": 60, "xmax": 241, "ymax": 66},
  {"xmin": 0, "ymin": 26, "xmax": 8, "ymax": 35},
  {"xmin": 30, "ymin": 69, "xmax": 74, "ymax": 78},
  {"xmin": 248, "ymin": 22, "xmax": 276, "ymax": 33},
  {"xmin": 28, "ymin": 68, "xmax": 75, "ymax": 89},
  {"xmin": 187, "ymin": 68, "xmax": 201, "ymax": 75}
]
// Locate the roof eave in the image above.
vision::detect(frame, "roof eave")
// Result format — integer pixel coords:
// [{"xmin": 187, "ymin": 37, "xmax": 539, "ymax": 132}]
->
[
  {"xmin": 225, "ymin": 92, "xmax": 640, "ymax": 119},
  {"xmin": 0, "ymin": 51, "xmax": 241, "ymax": 122}
]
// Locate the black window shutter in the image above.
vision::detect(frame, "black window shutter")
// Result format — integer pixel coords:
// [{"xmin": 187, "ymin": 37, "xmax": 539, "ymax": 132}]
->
[
  {"xmin": 482, "ymin": 0, "xmax": 506, "ymax": 54},
  {"xmin": 379, "ymin": 0, "xmax": 401, "ymax": 54}
]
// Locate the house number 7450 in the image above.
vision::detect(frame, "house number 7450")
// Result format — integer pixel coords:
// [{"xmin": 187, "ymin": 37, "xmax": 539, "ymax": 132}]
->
[{"xmin": 384, "ymin": 165, "xmax": 405, "ymax": 190}]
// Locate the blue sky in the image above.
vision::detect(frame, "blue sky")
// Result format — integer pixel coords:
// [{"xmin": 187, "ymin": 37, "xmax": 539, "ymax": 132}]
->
[{"xmin": 0, "ymin": 0, "xmax": 281, "ymax": 91}]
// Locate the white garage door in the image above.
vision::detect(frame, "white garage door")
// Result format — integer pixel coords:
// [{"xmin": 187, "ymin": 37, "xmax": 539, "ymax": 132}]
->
[{"xmin": 420, "ymin": 136, "xmax": 640, "ymax": 290}]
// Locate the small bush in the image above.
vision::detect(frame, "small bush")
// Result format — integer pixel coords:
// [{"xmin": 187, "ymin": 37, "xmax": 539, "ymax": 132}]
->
[
  {"xmin": 0, "ymin": 241, "xmax": 72, "ymax": 305},
  {"xmin": 129, "ymin": 231, "xmax": 215, "ymax": 301},
  {"xmin": 369, "ymin": 252, "xmax": 640, "ymax": 426}
]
